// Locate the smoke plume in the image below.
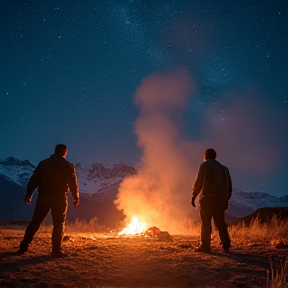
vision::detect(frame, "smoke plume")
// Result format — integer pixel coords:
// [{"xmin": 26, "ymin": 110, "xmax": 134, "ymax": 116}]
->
[{"xmin": 114, "ymin": 68, "xmax": 199, "ymax": 234}]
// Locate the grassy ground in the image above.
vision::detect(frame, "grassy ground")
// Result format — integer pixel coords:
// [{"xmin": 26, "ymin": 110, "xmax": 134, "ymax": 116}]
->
[{"xmin": 0, "ymin": 218, "xmax": 287, "ymax": 288}]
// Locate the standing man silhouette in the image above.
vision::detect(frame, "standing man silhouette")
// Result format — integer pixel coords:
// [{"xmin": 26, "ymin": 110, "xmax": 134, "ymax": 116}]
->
[
  {"xmin": 19, "ymin": 144, "xmax": 79, "ymax": 258},
  {"xmin": 191, "ymin": 148, "xmax": 232, "ymax": 253}
]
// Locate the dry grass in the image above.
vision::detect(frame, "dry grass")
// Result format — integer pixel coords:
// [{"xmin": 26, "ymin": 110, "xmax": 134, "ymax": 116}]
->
[
  {"xmin": 268, "ymin": 255, "xmax": 288, "ymax": 288},
  {"xmin": 228, "ymin": 216, "xmax": 288, "ymax": 247},
  {"xmin": 65, "ymin": 217, "xmax": 111, "ymax": 233}
]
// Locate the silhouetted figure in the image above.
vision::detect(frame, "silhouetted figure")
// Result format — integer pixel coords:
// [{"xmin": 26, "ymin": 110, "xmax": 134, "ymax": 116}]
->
[
  {"xmin": 191, "ymin": 148, "xmax": 232, "ymax": 253},
  {"xmin": 18, "ymin": 144, "xmax": 79, "ymax": 258}
]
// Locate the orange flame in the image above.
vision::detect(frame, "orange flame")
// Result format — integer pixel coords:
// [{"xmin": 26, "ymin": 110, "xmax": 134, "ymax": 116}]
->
[{"xmin": 118, "ymin": 216, "xmax": 146, "ymax": 236}]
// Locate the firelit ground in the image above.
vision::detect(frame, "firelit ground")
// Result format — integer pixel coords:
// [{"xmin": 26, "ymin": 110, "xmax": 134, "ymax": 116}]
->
[{"xmin": 0, "ymin": 229, "xmax": 287, "ymax": 288}]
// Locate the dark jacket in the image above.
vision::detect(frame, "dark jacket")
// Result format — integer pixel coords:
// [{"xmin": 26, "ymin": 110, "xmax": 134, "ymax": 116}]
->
[
  {"xmin": 192, "ymin": 159, "xmax": 232, "ymax": 203},
  {"xmin": 26, "ymin": 153, "xmax": 79, "ymax": 200}
]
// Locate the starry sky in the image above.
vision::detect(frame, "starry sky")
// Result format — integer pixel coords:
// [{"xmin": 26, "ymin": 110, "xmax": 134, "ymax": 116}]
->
[{"xmin": 1, "ymin": 0, "xmax": 287, "ymax": 197}]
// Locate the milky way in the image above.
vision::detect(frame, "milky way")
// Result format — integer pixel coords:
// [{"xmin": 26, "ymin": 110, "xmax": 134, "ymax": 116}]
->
[{"xmin": 1, "ymin": 0, "xmax": 287, "ymax": 196}]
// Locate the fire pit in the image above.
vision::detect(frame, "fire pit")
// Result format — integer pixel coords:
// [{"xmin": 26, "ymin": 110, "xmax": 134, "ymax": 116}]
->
[{"xmin": 118, "ymin": 216, "xmax": 173, "ymax": 241}]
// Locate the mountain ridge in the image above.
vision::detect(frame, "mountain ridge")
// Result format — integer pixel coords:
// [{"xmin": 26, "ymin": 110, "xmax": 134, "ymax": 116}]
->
[{"xmin": 0, "ymin": 156, "xmax": 287, "ymax": 225}]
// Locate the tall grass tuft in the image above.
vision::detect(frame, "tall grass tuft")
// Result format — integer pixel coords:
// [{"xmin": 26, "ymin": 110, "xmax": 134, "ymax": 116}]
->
[{"xmin": 267, "ymin": 255, "xmax": 287, "ymax": 287}]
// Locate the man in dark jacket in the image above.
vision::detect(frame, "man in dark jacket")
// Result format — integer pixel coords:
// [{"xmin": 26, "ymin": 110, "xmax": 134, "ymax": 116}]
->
[
  {"xmin": 191, "ymin": 148, "xmax": 232, "ymax": 253},
  {"xmin": 18, "ymin": 144, "xmax": 80, "ymax": 258}
]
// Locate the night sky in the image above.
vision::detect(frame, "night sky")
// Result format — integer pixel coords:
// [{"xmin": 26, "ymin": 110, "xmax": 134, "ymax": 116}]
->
[{"xmin": 1, "ymin": 1, "xmax": 287, "ymax": 197}]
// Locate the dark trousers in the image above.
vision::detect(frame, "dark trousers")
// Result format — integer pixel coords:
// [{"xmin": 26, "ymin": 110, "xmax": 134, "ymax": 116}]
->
[
  {"xmin": 199, "ymin": 198, "xmax": 230, "ymax": 250},
  {"xmin": 22, "ymin": 193, "xmax": 68, "ymax": 252}
]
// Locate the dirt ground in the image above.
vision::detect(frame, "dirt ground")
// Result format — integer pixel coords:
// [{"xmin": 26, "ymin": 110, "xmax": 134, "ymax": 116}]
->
[{"xmin": 0, "ymin": 228, "xmax": 287, "ymax": 288}]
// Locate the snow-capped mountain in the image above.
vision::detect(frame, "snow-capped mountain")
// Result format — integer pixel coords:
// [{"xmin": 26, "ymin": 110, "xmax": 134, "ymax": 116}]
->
[
  {"xmin": 0, "ymin": 157, "xmax": 36, "ymax": 187},
  {"xmin": 76, "ymin": 162, "xmax": 136, "ymax": 195},
  {"xmin": 0, "ymin": 156, "xmax": 136, "ymax": 196},
  {"xmin": 227, "ymin": 189, "xmax": 288, "ymax": 217},
  {"xmin": 0, "ymin": 156, "xmax": 287, "ymax": 221}
]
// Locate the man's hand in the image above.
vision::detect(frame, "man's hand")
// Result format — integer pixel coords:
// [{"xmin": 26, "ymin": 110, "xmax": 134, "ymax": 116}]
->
[
  {"xmin": 73, "ymin": 197, "xmax": 79, "ymax": 207},
  {"xmin": 25, "ymin": 194, "xmax": 32, "ymax": 204},
  {"xmin": 191, "ymin": 196, "xmax": 196, "ymax": 208}
]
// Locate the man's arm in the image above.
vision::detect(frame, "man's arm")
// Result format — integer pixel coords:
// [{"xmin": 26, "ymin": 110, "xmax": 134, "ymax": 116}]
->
[
  {"xmin": 26, "ymin": 165, "xmax": 41, "ymax": 197},
  {"xmin": 68, "ymin": 164, "xmax": 80, "ymax": 206},
  {"xmin": 191, "ymin": 164, "xmax": 205, "ymax": 206},
  {"xmin": 226, "ymin": 168, "xmax": 232, "ymax": 200}
]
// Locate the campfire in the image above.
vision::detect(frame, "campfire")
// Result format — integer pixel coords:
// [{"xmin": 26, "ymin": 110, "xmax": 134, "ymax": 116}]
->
[
  {"xmin": 118, "ymin": 216, "xmax": 173, "ymax": 241},
  {"xmin": 118, "ymin": 216, "xmax": 146, "ymax": 236}
]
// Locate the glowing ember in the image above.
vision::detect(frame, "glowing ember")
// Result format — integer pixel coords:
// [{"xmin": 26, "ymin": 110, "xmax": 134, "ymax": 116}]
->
[{"xmin": 118, "ymin": 216, "xmax": 146, "ymax": 236}]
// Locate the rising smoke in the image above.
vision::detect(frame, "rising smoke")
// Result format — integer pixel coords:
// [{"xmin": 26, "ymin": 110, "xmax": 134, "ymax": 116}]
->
[
  {"xmin": 114, "ymin": 68, "xmax": 200, "ymax": 234},
  {"xmin": 114, "ymin": 68, "xmax": 285, "ymax": 233}
]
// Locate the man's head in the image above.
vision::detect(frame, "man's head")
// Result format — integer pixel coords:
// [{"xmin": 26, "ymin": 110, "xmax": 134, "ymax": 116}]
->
[
  {"xmin": 204, "ymin": 148, "xmax": 217, "ymax": 161},
  {"xmin": 55, "ymin": 144, "xmax": 68, "ymax": 157}
]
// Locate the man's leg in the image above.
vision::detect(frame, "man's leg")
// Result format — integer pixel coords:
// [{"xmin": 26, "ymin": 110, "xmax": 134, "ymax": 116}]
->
[
  {"xmin": 19, "ymin": 196, "xmax": 50, "ymax": 252},
  {"xmin": 213, "ymin": 206, "xmax": 231, "ymax": 251},
  {"xmin": 198, "ymin": 201, "xmax": 213, "ymax": 251},
  {"xmin": 50, "ymin": 194, "xmax": 68, "ymax": 255}
]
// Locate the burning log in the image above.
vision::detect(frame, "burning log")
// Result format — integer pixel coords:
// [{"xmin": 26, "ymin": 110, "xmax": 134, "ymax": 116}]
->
[
  {"xmin": 144, "ymin": 226, "xmax": 160, "ymax": 236},
  {"xmin": 144, "ymin": 226, "xmax": 173, "ymax": 242},
  {"xmin": 118, "ymin": 216, "xmax": 173, "ymax": 241}
]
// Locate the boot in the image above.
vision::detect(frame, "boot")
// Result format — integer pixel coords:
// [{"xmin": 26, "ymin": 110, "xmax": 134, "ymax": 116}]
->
[
  {"xmin": 194, "ymin": 245, "xmax": 211, "ymax": 253},
  {"xmin": 51, "ymin": 249, "xmax": 70, "ymax": 258},
  {"xmin": 18, "ymin": 240, "xmax": 29, "ymax": 253}
]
